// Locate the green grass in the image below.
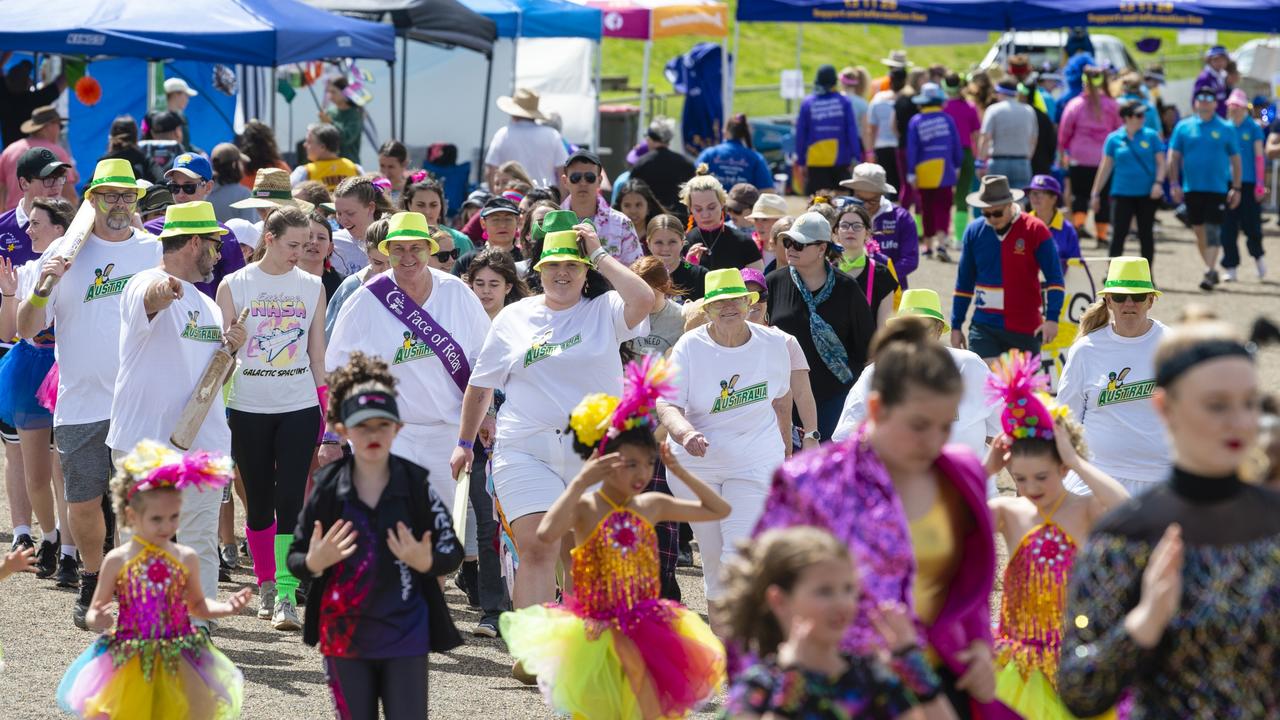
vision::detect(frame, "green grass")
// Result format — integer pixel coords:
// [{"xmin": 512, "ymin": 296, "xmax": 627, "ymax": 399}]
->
[{"xmin": 600, "ymin": 3, "xmax": 1256, "ymax": 120}]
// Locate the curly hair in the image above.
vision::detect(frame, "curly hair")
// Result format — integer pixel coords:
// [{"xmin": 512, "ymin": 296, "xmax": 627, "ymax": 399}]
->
[
  {"xmin": 239, "ymin": 119, "xmax": 284, "ymax": 176},
  {"xmin": 326, "ymin": 351, "xmax": 398, "ymax": 426}
]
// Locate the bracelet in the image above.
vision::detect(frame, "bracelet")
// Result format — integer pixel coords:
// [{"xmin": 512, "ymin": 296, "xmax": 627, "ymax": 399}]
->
[
  {"xmin": 589, "ymin": 246, "xmax": 610, "ymax": 266},
  {"xmin": 319, "ymin": 440, "xmax": 339, "ymax": 447},
  {"xmin": 1, "ymin": 293, "xmax": 14, "ymax": 298},
  {"xmin": 321, "ymin": 430, "xmax": 340, "ymax": 444},
  {"xmin": 27, "ymin": 292, "xmax": 48, "ymax": 308},
  {"xmin": 457, "ymin": 438, "xmax": 474, "ymax": 450}
]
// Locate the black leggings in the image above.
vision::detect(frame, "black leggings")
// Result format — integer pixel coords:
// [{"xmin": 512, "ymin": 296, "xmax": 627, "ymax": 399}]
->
[
  {"xmin": 228, "ymin": 406, "xmax": 321, "ymax": 533},
  {"xmin": 1110, "ymin": 195, "xmax": 1159, "ymax": 265},
  {"xmin": 325, "ymin": 654, "xmax": 427, "ymax": 720},
  {"xmin": 1068, "ymin": 165, "xmax": 1110, "ymax": 223}
]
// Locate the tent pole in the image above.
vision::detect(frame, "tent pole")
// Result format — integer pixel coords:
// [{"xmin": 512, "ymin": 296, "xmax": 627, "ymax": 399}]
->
[
  {"xmin": 389, "ymin": 57, "xmax": 396, "ymax": 140},
  {"xmin": 270, "ymin": 66, "xmax": 277, "ymax": 132},
  {"xmin": 400, "ymin": 35, "xmax": 408, "ymax": 147},
  {"xmin": 730, "ymin": 19, "xmax": 740, "ymax": 119},
  {"xmin": 480, "ymin": 51, "xmax": 494, "ymax": 186},
  {"xmin": 595, "ymin": 40, "xmax": 603, "ymax": 151},
  {"xmin": 639, "ymin": 41, "xmax": 652, "ymax": 143},
  {"xmin": 721, "ymin": 38, "xmax": 728, "ymax": 139}
]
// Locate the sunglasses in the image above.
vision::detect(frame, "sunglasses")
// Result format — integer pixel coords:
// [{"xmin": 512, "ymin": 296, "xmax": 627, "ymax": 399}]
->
[
  {"xmin": 567, "ymin": 171, "xmax": 598, "ymax": 185},
  {"xmin": 432, "ymin": 249, "xmax": 460, "ymax": 262},
  {"xmin": 981, "ymin": 207, "xmax": 1008, "ymax": 219},
  {"xmin": 1109, "ymin": 292, "xmax": 1151, "ymax": 304},
  {"xmin": 167, "ymin": 181, "xmax": 203, "ymax": 195},
  {"xmin": 781, "ymin": 237, "xmax": 824, "ymax": 251}
]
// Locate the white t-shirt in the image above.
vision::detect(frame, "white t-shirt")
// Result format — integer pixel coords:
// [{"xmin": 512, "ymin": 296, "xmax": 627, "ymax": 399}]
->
[
  {"xmin": 782, "ymin": 331, "xmax": 809, "ymax": 371},
  {"xmin": 226, "ymin": 264, "xmax": 323, "ymax": 414},
  {"xmin": 484, "ymin": 120, "xmax": 569, "ymax": 187},
  {"xmin": 1058, "ymin": 321, "xmax": 1171, "ymax": 484},
  {"xmin": 833, "ymin": 346, "xmax": 1000, "ymax": 456},
  {"xmin": 330, "ymin": 228, "xmax": 368, "ymax": 276},
  {"xmin": 106, "ymin": 267, "xmax": 231, "ymax": 454},
  {"xmin": 470, "ymin": 291, "xmax": 648, "ymax": 442},
  {"xmin": 327, "ymin": 268, "xmax": 490, "ymax": 427},
  {"xmin": 666, "ymin": 323, "xmax": 790, "ymax": 473},
  {"xmin": 42, "ymin": 230, "xmax": 162, "ymax": 426}
]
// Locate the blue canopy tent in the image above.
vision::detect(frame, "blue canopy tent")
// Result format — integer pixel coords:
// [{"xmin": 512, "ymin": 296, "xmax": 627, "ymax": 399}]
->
[
  {"xmin": 1009, "ymin": 0, "xmax": 1280, "ymax": 33},
  {"xmin": 734, "ymin": 0, "xmax": 1012, "ymax": 30}
]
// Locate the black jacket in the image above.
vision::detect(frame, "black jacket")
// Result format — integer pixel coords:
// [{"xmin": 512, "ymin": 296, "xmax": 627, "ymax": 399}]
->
[{"xmin": 287, "ymin": 454, "xmax": 464, "ymax": 652}]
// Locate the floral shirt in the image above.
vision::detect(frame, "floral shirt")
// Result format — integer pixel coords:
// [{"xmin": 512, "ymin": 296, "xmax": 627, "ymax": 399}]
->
[
  {"xmin": 723, "ymin": 651, "xmax": 939, "ymax": 719},
  {"xmin": 562, "ymin": 194, "xmax": 642, "ymax": 265}
]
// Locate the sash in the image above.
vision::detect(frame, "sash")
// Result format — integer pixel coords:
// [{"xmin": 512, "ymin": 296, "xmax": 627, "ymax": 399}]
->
[{"xmin": 366, "ymin": 274, "xmax": 472, "ymax": 392}]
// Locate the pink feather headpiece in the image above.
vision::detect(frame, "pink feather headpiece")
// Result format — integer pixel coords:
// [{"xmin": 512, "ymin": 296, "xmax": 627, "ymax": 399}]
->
[
  {"xmin": 986, "ymin": 350, "xmax": 1059, "ymax": 441},
  {"xmin": 120, "ymin": 441, "xmax": 234, "ymax": 500}
]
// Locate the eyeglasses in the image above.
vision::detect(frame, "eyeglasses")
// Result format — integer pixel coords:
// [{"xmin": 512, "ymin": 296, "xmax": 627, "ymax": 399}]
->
[
  {"xmin": 95, "ymin": 191, "xmax": 138, "ymax": 205},
  {"xmin": 837, "ymin": 222, "xmax": 866, "ymax": 233},
  {"xmin": 432, "ymin": 249, "xmax": 460, "ymax": 263},
  {"xmin": 980, "ymin": 207, "xmax": 1008, "ymax": 219},
  {"xmin": 167, "ymin": 181, "xmax": 204, "ymax": 196},
  {"xmin": 1109, "ymin": 292, "xmax": 1151, "ymax": 304},
  {"xmin": 567, "ymin": 171, "xmax": 598, "ymax": 185},
  {"xmin": 781, "ymin": 237, "xmax": 824, "ymax": 251},
  {"xmin": 38, "ymin": 176, "xmax": 66, "ymax": 189}
]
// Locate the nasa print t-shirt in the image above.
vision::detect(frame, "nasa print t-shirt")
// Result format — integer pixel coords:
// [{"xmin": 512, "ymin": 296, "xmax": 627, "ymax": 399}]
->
[{"xmin": 226, "ymin": 264, "xmax": 324, "ymax": 414}]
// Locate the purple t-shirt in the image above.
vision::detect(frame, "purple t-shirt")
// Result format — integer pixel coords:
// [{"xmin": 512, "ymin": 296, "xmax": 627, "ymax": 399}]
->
[
  {"xmin": 0, "ymin": 206, "xmax": 40, "ymax": 346},
  {"xmin": 944, "ymin": 98, "xmax": 981, "ymax": 151},
  {"xmin": 143, "ymin": 217, "xmax": 246, "ymax": 298}
]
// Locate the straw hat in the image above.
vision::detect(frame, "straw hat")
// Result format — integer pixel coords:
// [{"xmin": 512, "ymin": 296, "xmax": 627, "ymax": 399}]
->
[
  {"xmin": 966, "ymin": 175, "xmax": 1023, "ymax": 208},
  {"xmin": 533, "ymin": 231, "xmax": 593, "ymax": 271},
  {"xmin": 894, "ymin": 288, "xmax": 950, "ymax": 333},
  {"xmin": 745, "ymin": 193, "xmax": 788, "ymax": 220},
  {"xmin": 84, "ymin": 159, "xmax": 146, "ymax": 199},
  {"xmin": 157, "ymin": 201, "xmax": 227, "ymax": 239},
  {"xmin": 231, "ymin": 168, "xmax": 313, "ymax": 212},
  {"xmin": 1097, "ymin": 257, "xmax": 1161, "ymax": 297},
  {"xmin": 702, "ymin": 268, "xmax": 760, "ymax": 305},
  {"xmin": 880, "ymin": 50, "xmax": 910, "ymax": 69},
  {"xmin": 497, "ymin": 88, "xmax": 547, "ymax": 121},
  {"xmin": 378, "ymin": 212, "xmax": 439, "ymax": 256}
]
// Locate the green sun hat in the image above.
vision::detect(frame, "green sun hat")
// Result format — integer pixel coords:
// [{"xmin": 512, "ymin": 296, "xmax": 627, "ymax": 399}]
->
[
  {"xmin": 702, "ymin": 268, "xmax": 760, "ymax": 305},
  {"xmin": 894, "ymin": 288, "xmax": 950, "ymax": 333},
  {"xmin": 84, "ymin": 158, "xmax": 146, "ymax": 200},
  {"xmin": 1098, "ymin": 256, "xmax": 1162, "ymax": 296},
  {"xmin": 533, "ymin": 230, "xmax": 593, "ymax": 271},
  {"xmin": 378, "ymin": 212, "xmax": 440, "ymax": 256},
  {"xmin": 157, "ymin": 201, "xmax": 227, "ymax": 239}
]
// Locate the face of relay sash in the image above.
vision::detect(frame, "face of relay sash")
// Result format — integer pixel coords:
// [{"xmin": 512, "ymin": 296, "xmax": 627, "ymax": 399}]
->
[{"xmin": 365, "ymin": 273, "xmax": 472, "ymax": 392}]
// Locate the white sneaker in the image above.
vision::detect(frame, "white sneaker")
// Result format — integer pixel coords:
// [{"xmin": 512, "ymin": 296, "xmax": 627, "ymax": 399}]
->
[
  {"xmin": 272, "ymin": 598, "xmax": 301, "ymax": 631},
  {"xmin": 258, "ymin": 581, "xmax": 276, "ymax": 620},
  {"xmin": 1222, "ymin": 267, "xmax": 1238, "ymax": 282},
  {"xmin": 1258, "ymin": 257, "xmax": 1268, "ymax": 279}
]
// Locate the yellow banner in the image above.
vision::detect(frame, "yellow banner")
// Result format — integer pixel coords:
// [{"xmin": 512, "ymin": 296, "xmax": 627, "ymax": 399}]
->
[{"xmin": 652, "ymin": 3, "xmax": 728, "ymax": 38}]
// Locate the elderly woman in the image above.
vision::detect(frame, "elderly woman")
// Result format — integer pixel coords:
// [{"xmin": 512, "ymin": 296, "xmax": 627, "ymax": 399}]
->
[
  {"xmin": 766, "ymin": 211, "xmax": 875, "ymax": 441},
  {"xmin": 682, "ymin": 172, "xmax": 764, "ymax": 272},
  {"xmin": 326, "ymin": 211, "xmax": 491, "ymax": 508},
  {"xmin": 657, "ymin": 268, "xmax": 792, "ymax": 626},
  {"xmin": 1057, "ymin": 257, "xmax": 1170, "ymax": 496},
  {"xmin": 450, "ymin": 222, "xmax": 652, "ymax": 665}
]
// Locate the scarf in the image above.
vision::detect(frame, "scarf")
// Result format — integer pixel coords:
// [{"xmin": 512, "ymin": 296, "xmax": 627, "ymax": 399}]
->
[{"xmin": 789, "ymin": 265, "xmax": 853, "ymax": 383}]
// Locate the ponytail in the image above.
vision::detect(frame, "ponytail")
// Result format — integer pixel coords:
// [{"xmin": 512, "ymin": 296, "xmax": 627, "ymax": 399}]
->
[{"xmin": 1078, "ymin": 298, "xmax": 1111, "ymax": 336}]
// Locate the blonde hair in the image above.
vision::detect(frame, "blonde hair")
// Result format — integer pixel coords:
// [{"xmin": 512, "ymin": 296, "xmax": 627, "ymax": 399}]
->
[
  {"xmin": 714, "ymin": 527, "xmax": 852, "ymax": 658},
  {"xmin": 678, "ymin": 169, "xmax": 727, "ymax": 208}
]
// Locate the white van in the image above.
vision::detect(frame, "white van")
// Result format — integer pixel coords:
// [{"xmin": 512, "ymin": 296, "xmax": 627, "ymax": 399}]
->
[{"xmin": 979, "ymin": 32, "xmax": 1138, "ymax": 75}]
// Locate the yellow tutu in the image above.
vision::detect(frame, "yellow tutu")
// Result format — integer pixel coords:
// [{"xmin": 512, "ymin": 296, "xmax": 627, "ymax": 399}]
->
[{"xmin": 995, "ymin": 661, "xmax": 1115, "ymax": 720}]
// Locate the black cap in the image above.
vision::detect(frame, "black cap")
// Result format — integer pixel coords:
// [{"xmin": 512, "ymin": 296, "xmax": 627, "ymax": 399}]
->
[
  {"xmin": 151, "ymin": 111, "xmax": 182, "ymax": 134},
  {"xmin": 137, "ymin": 186, "xmax": 174, "ymax": 216},
  {"xmin": 564, "ymin": 149, "xmax": 602, "ymax": 169},
  {"xmin": 16, "ymin": 147, "xmax": 68, "ymax": 181},
  {"xmin": 815, "ymin": 64, "xmax": 838, "ymax": 90},
  {"xmin": 480, "ymin": 197, "xmax": 519, "ymax": 218}
]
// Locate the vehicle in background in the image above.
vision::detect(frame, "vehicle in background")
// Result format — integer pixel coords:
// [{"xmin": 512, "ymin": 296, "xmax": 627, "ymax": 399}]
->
[{"xmin": 980, "ymin": 32, "xmax": 1138, "ymax": 74}]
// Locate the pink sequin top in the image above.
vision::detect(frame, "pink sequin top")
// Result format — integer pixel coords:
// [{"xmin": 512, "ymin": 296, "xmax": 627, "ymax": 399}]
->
[
  {"xmin": 568, "ymin": 495, "xmax": 661, "ymax": 622},
  {"xmin": 107, "ymin": 537, "xmax": 204, "ymax": 680}
]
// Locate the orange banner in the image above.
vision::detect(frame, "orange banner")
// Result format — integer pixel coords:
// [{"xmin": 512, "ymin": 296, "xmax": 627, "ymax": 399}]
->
[{"xmin": 651, "ymin": 3, "xmax": 728, "ymax": 38}]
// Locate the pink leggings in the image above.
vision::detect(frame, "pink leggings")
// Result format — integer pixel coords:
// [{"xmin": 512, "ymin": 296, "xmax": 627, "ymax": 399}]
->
[{"xmin": 919, "ymin": 186, "xmax": 955, "ymax": 238}]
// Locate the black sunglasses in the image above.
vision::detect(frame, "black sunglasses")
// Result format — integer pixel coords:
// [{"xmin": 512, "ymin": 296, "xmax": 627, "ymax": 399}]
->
[
  {"xmin": 567, "ymin": 171, "xmax": 598, "ymax": 185},
  {"xmin": 781, "ymin": 237, "xmax": 824, "ymax": 251},
  {"xmin": 1109, "ymin": 292, "xmax": 1151, "ymax": 304},
  {"xmin": 167, "ymin": 181, "xmax": 202, "ymax": 195},
  {"xmin": 981, "ymin": 207, "xmax": 1008, "ymax": 219},
  {"xmin": 432, "ymin": 249, "xmax": 460, "ymax": 262}
]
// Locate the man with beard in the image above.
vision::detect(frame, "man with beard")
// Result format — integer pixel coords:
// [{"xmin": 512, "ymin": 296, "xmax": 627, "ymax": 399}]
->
[
  {"xmin": 106, "ymin": 200, "xmax": 246, "ymax": 620},
  {"xmin": 16, "ymin": 159, "xmax": 162, "ymax": 628},
  {"xmin": 141, "ymin": 153, "xmax": 245, "ymax": 297}
]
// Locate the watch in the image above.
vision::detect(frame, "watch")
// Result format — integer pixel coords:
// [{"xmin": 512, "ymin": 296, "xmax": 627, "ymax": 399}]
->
[{"xmin": 801, "ymin": 430, "xmax": 821, "ymax": 442}]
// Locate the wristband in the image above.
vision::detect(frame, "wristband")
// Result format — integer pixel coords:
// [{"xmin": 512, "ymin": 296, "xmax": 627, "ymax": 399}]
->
[
  {"xmin": 589, "ymin": 246, "xmax": 609, "ymax": 266},
  {"xmin": 27, "ymin": 292, "xmax": 48, "ymax": 308},
  {"xmin": 321, "ymin": 430, "xmax": 340, "ymax": 444},
  {"xmin": 457, "ymin": 438, "xmax": 474, "ymax": 450},
  {"xmin": 1, "ymin": 293, "xmax": 14, "ymax": 298}
]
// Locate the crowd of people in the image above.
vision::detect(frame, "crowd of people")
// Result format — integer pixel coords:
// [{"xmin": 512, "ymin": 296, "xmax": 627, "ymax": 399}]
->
[{"xmin": 0, "ymin": 42, "xmax": 1276, "ymax": 720}]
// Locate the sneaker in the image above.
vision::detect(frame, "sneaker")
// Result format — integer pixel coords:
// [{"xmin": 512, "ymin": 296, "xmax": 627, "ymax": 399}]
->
[
  {"xmin": 936, "ymin": 246, "xmax": 952, "ymax": 263},
  {"xmin": 473, "ymin": 616, "xmax": 501, "ymax": 639},
  {"xmin": 677, "ymin": 548, "xmax": 694, "ymax": 568},
  {"xmin": 258, "ymin": 580, "xmax": 277, "ymax": 620},
  {"xmin": 272, "ymin": 597, "xmax": 301, "ymax": 631},
  {"xmin": 218, "ymin": 566, "xmax": 232, "ymax": 583},
  {"xmin": 73, "ymin": 572, "xmax": 98, "ymax": 630},
  {"xmin": 1258, "ymin": 257, "xmax": 1268, "ymax": 279},
  {"xmin": 220, "ymin": 543, "xmax": 239, "ymax": 570},
  {"xmin": 1199, "ymin": 270, "xmax": 1217, "ymax": 291},
  {"xmin": 1078, "ymin": 226, "xmax": 1094, "ymax": 239},
  {"xmin": 55, "ymin": 554, "xmax": 79, "ymax": 588},
  {"xmin": 454, "ymin": 560, "xmax": 480, "ymax": 608},
  {"xmin": 10, "ymin": 533, "xmax": 34, "ymax": 553},
  {"xmin": 35, "ymin": 533, "xmax": 59, "ymax": 578},
  {"xmin": 512, "ymin": 660, "xmax": 537, "ymax": 685},
  {"xmin": 1222, "ymin": 267, "xmax": 1238, "ymax": 282}
]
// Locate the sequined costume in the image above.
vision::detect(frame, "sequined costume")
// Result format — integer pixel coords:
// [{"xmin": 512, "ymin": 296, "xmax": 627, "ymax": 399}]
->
[
  {"xmin": 500, "ymin": 492, "xmax": 725, "ymax": 719},
  {"xmin": 57, "ymin": 537, "xmax": 244, "ymax": 719},
  {"xmin": 1059, "ymin": 469, "xmax": 1280, "ymax": 719}
]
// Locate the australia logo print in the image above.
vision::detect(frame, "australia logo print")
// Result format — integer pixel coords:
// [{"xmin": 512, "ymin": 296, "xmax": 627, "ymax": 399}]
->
[
  {"xmin": 83, "ymin": 263, "xmax": 132, "ymax": 302},
  {"xmin": 710, "ymin": 374, "xmax": 768, "ymax": 414},
  {"xmin": 523, "ymin": 330, "xmax": 581, "ymax": 368},
  {"xmin": 1097, "ymin": 367, "xmax": 1155, "ymax": 407},
  {"xmin": 394, "ymin": 330, "xmax": 434, "ymax": 365},
  {"xmin": 180, "ymin": 310, "xmax": 222, "ymax": 342}
]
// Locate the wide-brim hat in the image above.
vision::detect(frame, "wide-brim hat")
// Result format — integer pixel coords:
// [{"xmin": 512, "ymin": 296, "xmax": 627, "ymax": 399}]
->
[
  {"xmin": 881, "ymin": 50, "xmax": 910, "ymax": 69},
  {"xmin": 840, "ymin": 163, "xmax": 896, "ymax": 195},
  {"xmin": 745, "ymin": 193, "xmax": 788, "ymax": 220},
  {"xmin": 702, "ymin": 268, "xmax": 759, "ymax": 306},
  {"xmin": 966, "ymin": 175, "xmax": 1023, "ymax": 208},
  {"xmin": 378, "ymin": 211, "xmax": 440, "ymax": 256},
  {"xmin": 913, "ymin": 82, "xmax": 946, "ymax": 105},
  {"xmin": 497, "ymin": 88, "xmax": 546, "ymax": 121},
  {"xmin": 533, "ymin": 209, "xmax": 579, "ymax": 242},
  {"xmin": 1097, "ymin": 256, "xmax": 1162, "ymax": 297},
  {"xmin": 157, "ymin": 201, "xmax": 227, "ymax": 239},
  {"xmin": 20, "ymin": 105, "xmax": 64, "ymax": 135},
  {"xmin": 231, "ymin": 168, "xmax": 313, "ymax": 212},
  {"xmin": 84, "ymin": 158, "xmax": 146, "ymax": 200},
  {"xmin": 534, "ymin": 230, "xmax": 593, "ymax": 271},
  {"xmin": 894, "ymin": 288, "xmax": 950, "ymax": 334}
]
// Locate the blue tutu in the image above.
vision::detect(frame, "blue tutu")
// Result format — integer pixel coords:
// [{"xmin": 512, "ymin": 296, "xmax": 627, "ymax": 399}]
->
[{"xmin": 0, "ymin": 341, "xmax": 55, "ymax": 430}]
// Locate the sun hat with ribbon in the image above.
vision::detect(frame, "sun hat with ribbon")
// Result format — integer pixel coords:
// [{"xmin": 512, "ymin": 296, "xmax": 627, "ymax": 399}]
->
[
  {"xmin": 1097, "ymin": 256, "xmax": 1161, "ymax": 297},
  {"xmin": 157, "ymin": 201, "xmax": 227, "ymax": 240},
  {"xmin": 532, "ymin": 209, "xmax": 580, "ymax": 243},
  {"xmin": 378, "ymin": 212, "xmax": 439, "ymax": 256},
  {"xmin": 702, "ymin": 268, "xmax": 760, "ymax": 305},
  {"xmin": 231, "ymin": 168, "xmax": 313, "ymax": 212},
  {"xmin": 84, "ymin": 158, "xmax": 146, "ymax": 200},
  {"xmin": 894, "ymin": 288, "xmax": 950, "ymax": 334},
  {"xmin": 533, "ymin": 231, "xmax": 593, "ymax": 271},
  {"xmin": 497, "ymin": 88, "xmax": 547, "ymax": 121}
]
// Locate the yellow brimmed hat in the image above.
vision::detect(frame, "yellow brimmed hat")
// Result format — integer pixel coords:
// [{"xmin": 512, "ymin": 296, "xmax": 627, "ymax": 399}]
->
[
  {"xmin": 230, "ymin": 168, "xmax": 314, "ymax": 212},
  {"xmin": 378, "ymin": 212, "xmax": 439, "ymax": 255},
  {"xmin": 533, "ymin": 230, "xmax": 593, "ymax": 271},
  {"xmin": 157, "ymin": 201, "xmax": 227, "ymax": 239},
  {"xmin": 702, "ymin": 268, "xmax": 760, "ymax": 305},
  {"xmin": 84, "ymin": 158, "xmax": 146, "ymax": 199},
  {"xmin": 1097, "ymin": 256, "xmax": 1161, "ymax": 296},
  {"xmin": 894, "ymin": 288, "xmax": 950, "ymax": 333}
]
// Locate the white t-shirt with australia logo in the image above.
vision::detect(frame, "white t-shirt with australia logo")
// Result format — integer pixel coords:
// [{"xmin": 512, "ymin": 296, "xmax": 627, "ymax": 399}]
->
[
  {"xmin": 326, "ymin": 268, "xmax": 490, "ymax": 428},
  {"xmin": 1058, "ymin": 320, "xmax": 1171, "ymax": 486},
  {"xmin": 226, "ymin": 264, "xmax": 323, "ymax": 414},
  {"xmin": 665, "ymin": 323, "xmax": 790, "ymax": 474},
  {"xmin": 470, "ymin": 291, "xmax": 648, "ymax": 442},
  {"xmin": 106, "ymin": 267, "xmax": 231, "ymax": 455},
  {"xmin": 41, "ymin": 230, "xmax": 162, "ymax": 426}
]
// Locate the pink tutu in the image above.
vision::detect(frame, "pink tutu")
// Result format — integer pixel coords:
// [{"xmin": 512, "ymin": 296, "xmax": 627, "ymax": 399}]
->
[{"xmin": 35, "ymin": 362, "xmax": 57, "ymax": 413}]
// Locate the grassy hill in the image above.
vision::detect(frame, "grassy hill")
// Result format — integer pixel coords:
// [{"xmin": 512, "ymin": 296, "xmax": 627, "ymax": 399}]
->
[{"xmin": 600, "ymin": 4, "xmax": 1256, "ymax": 120}]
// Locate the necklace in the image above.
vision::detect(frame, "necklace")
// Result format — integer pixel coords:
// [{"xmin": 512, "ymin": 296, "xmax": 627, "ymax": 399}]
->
[{"xmin": 701, "ymin": 224, "xmax": 726, "ymax": 259}]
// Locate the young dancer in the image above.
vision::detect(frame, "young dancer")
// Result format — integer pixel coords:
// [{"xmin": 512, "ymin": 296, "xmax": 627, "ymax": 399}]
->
[
  {"xmin": 719, "ymin": 526, "xmax": 954, "ymax": 719},
  {"xmin": 57, "ymin": 441, "xmax": 249, "ymax": 719},
  {"xmin": 286, "ymin": 352, "xmax": 463, "ymax": 720},
  {"xmin": 500, "ymin": 357, "xmax": 729, "ymax": 719},
  {"xmin": 981, "ymin": 351, "xmax": 1129, "ymax": 719}
]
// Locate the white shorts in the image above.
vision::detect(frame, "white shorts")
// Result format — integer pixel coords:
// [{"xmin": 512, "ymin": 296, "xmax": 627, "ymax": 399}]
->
[
  {"xmin": 392, "ymin": 422, "xmax": 461, "ymax": 514},
  {"xmin": 491, "ymin": 429, "xmax": 584, "ymax": 523}
]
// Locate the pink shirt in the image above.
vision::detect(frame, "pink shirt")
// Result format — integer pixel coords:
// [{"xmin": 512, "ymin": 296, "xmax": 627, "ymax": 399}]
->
[
  {"xmin": 943, "ymin": 97, "xmax": 981, "ymax": 151},
  {"xmin": 0, "ymin": 138, "xmax": 78, "ymax": 211},
  {"xmin": 1058, "ymin": 95, "xmax": 1121, "ymax": 168}
]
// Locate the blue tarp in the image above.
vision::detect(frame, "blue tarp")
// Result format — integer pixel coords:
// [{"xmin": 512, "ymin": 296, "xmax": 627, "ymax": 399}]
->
[
  {"xmin": 460, "ymin": 0, "xmax": 601, "ymax": 40},
  {"xmin": 735, "ymin": 0, "xmax": 1011, "ymax": 30},
  {"xmin": 0, "ymin": 0, "xmax": 396, "ymax": 66},
  {"xmin": 1009, "ymin": 0, "xmax": 1280, "ymax": 33}
]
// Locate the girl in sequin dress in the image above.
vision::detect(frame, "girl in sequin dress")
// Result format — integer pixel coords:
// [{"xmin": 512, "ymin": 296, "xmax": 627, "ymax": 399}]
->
[
  {"xmin": 57, "ymin": 441, "xmax": 250, "ymax": 719},
  {"xmin": 981, "ymin": 351, "xmax": 1129, "ymax": 720},
  {"xmin": 500, "ymin": 357, "xmax": 730, "ymax": 719}
]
